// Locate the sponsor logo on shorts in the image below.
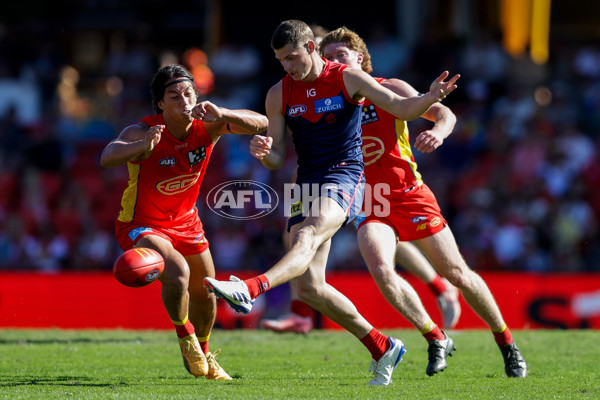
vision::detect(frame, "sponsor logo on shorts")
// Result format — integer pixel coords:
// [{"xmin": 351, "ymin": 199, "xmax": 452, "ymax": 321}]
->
[
  {"xmin": 315, "ymin": 96, "xmax": 343, "ymax": 114},
  {"xmin": 206, "ymin": 180, "xmax": 279, "ymax": 220},
  {"xmin": 194, "ymin": 233, "xmax": 205, "ymax": 244},
  {"xmin": 128, "ymin": 227, "xmax": 152, "ymax": 241},
  {"xmin": 289, "ymin": 201, "xmax": 303, "ymax": 217},
  {"xmin": 430, "ymin": 217, "xmax": 441, "ymax": 227},
  {"xmin": 353, "ymin": 213, "xmax": 366, "ymax": 230},
  {"xmin": 288, "ymin": 104, "xmax": 307, "ymax": 117},
  {"xmin": 411, "ymin": 216, "xmax": 427, "ymax": 224}
]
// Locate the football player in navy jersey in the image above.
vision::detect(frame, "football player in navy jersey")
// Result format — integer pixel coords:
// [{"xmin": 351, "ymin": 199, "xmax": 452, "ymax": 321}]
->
[{"xmin": 204, "ymin": 19, "xmax": 458, "ymax": 386}]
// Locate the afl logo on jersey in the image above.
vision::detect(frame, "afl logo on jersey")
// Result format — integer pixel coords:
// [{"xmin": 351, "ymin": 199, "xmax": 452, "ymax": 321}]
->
[
  {"xmin": 288, "ymin": 104, "xmax": 307, "ymax": 117},
  {"xmin": 159, "ymin": 157, "xmax": 176, "ymax": 167},
  {"xmin": 361, "ymin": 136, "xmax": 385, "ymax": 166}
]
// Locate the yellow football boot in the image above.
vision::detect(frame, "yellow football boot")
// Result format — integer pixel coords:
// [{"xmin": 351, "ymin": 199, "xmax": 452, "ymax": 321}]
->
[
  {"xmin": 178, "ymin": 334, "xmax": 208, "ymax": 377},
  {"xmin": 206, "ymin": 350, "xmax": 233, "ymax": 380}
]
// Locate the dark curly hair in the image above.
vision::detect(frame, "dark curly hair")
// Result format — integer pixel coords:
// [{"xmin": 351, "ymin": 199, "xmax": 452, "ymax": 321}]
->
[{"xmin": 150, "ymin": 64, "xmax": 195, "ymax": 114}]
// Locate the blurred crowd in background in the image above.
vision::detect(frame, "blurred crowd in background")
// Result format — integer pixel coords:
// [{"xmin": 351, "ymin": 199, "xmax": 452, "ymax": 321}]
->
[{"xmin": 1, "ymin": 1, "xmax": 599, "ymax": 274}]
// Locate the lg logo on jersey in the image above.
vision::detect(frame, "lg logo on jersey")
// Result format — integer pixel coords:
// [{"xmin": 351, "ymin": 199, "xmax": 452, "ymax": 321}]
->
[{"xmin": 306, "ymin": 88, "xmax": 316, "ymax": 97}]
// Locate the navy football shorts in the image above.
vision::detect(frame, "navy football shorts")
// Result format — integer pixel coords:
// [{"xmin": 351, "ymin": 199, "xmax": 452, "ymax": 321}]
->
[{"xmin": 286, "ymin": 161, "xmax": 365, "ymax": 231}]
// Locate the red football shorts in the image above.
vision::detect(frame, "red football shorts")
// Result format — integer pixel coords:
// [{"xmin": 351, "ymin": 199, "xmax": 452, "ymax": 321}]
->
[
  {"xmin": 356, "ymin": 183, "xmax": 447, "ymax": 241},
  {"xmin": 115, "ymin": 215, "xmax": 209, "ymax": 256}
]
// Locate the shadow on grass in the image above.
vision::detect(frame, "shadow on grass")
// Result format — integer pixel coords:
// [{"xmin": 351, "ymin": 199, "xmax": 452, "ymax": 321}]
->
[
  {"xmin": 0, "ymin": 375, "xmax": 127, "ymax": 387},
  {"xmin": 0, "ymin": 337, "xmax": 167, "ymax": 345}
]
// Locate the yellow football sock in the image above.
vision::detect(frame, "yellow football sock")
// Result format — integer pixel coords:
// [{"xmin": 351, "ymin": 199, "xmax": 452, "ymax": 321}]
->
[{"xmin": 420, "ymin": 320, "xmax": 437, "ymax": 334}]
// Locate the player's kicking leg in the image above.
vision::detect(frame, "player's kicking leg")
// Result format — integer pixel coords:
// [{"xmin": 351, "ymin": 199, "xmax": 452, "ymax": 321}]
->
[
  {"xmin": 206, "ymin": 197, "xmax": 407, "ymax": 385},
  {"xmin": 260, "ymin": 223, "xmax": 314, "ymax": 334}
]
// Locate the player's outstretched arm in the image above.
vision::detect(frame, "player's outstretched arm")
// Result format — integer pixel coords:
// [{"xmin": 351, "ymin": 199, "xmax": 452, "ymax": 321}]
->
[
  {"xmin": 195, "ymin": 100, "xmax": 268, "ymax": 139},
  {"xmin": 252, "ymin": 83, "xmax": 287, "ymax": 170},
  {"xmin": 381, "ymin": 79, "xmax": 458, "ymax": 153},
  {"xmin": 346, "ymin": 69, "xmax": 459, "ymax": 122},
  {"xmin": 100, "ymin": 123, "xmax": 163, "ymax": 168}
]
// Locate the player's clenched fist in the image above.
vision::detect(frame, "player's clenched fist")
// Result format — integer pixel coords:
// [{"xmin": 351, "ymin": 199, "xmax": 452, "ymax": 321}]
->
[
  {"xmin": 145, "ymin": 124, "xmax": 164, "ymax": 152},
  {"xmin": 250, "ymin": 135, "xmax": 273, "ymax": 160},
  {"xmin": 192, "ymin": 100, "xmax": 222, "ymax": 122},
  {"xmin": 414, "ymin": 129, "xmax": 444, "ymax": 153}
]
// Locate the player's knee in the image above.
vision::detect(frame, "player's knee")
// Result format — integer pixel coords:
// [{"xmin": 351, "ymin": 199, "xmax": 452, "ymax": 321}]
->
[
  {"xmin": 292, "ymin": 225, "xmax": 319, "ymax": 252},
  {"xmin": 160, "ymin": 261, "xmax": 190, "ymax": 289},
  {"xmin": 443, "ymin": 264, "xmax": 472, "ymax": 289},
  {"xmin": 367, "ymin": 262, "xmax": 395, "ymax": 283}
]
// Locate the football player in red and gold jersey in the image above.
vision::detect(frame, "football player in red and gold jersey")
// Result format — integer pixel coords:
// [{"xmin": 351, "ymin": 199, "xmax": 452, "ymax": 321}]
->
[
  {"xmin": 319, "ymin": 26, "xmax": 526, "ymax": 378},
  {"xmin": 101, "ymin": 64, "xmax": 267, "ymax": 380}
]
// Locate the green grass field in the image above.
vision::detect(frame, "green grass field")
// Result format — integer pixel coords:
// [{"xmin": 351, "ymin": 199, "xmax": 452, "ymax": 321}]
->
[{"xmin": 0, "ymin": 328, "xmax": 597, "ymax": 399}]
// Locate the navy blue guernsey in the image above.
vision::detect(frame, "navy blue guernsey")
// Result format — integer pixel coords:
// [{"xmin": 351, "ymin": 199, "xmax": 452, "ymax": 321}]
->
[{"xmin": 282, "ymin": 60, "xmax": 363, "ymax": 178}]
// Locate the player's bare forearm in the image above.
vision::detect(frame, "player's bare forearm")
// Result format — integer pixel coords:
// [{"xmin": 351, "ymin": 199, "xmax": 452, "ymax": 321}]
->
[
  {"xmin": 222, "ymin": 109, "xmax": 268, "ymax": 134},
  {"xmin": 414, "ymin": 109, "xmax": 456, "ymax": 153},
  {"xmin": 391, "ymin": 92, "xmax": 439, "ymax": 121},
  {"xmin": 425, "ymin": 105, "xmax": 457, "ymax": 140},
  {"xmin": 100, "ymin": 140, "xmax": 148, "ymax": 168},
  {"xmin": 260, "ymin": 150, "xmax": 285, "ymax": 170},
  {"xmin": 101, "ymin": 124, "xmax": 160, "ymax": 168},
  {"xmin": 249, "ymin": 134, "xmax": 284, "ymax": 169}
]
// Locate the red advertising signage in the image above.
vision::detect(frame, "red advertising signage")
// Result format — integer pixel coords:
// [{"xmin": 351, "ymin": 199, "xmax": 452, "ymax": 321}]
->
[{"xmin": 0, "ymin": 271, "xmax": 599, "ymax": 330}]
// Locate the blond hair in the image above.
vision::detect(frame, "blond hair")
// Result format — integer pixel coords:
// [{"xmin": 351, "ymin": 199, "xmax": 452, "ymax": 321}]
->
[{"xmin": 320, "ymin": 26, "xmax": 372, "ymax": 74}]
